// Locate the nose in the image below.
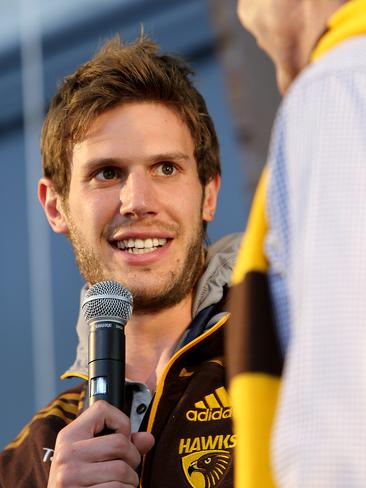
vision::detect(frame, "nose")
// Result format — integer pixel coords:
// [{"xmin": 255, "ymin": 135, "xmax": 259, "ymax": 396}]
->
[{"xmin": 119, "ymin": 170, "xmax": 158, "ymax": 219}]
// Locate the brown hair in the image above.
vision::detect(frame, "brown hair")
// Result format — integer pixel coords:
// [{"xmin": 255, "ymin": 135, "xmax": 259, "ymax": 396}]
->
[{"xmin": 41, "ymin": 34, "xmax": 221, "ymax": 198}]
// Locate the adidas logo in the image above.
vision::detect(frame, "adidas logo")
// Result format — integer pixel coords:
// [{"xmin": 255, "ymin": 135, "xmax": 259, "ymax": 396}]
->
[{"xmin": 186, "ymin": 387, "xmax": 232, "ymax": 422}]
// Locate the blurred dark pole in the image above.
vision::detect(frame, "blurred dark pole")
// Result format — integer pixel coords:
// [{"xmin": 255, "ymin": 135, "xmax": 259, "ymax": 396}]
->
[{"xmin": 19, "ymin": 0, "xmax": 56, "ymax": 409}]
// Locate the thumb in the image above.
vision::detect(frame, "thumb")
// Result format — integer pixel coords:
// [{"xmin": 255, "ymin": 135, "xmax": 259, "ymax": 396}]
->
[{"xmin": 132, "ymin": 431, "xmax": 155, "ymax": 455}]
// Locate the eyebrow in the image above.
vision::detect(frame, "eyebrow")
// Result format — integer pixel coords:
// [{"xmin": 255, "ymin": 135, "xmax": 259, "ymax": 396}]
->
[{"xmin": 83, "ymin": 152, "xmax": 191, "ymax": 169}]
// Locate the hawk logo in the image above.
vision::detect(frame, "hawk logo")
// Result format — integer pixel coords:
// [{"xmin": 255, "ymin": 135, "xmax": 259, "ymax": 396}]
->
[
  {"xmin": 186, "ymin": 386, "xmax": 232, "ymax": 422},
  {"xmin": 182, "ymin": 449, "xmax": 230, "ymax": 488}
]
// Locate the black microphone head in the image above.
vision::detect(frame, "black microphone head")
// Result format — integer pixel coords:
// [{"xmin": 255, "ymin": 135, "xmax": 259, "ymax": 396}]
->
[{"xmin": 82, "ymin": 280, "xmax": 133, "ymax": 326}]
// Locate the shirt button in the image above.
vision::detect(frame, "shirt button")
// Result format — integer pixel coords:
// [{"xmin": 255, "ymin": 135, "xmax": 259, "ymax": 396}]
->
[{"xmin": 136, "ymin": 403, "xmax": 147, "ymax": 415}]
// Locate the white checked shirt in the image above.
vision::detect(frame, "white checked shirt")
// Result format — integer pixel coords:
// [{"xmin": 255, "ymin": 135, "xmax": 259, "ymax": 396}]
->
[{"xmin": 266, "ymin": 36, "xmax": 366, "ymax": 487}]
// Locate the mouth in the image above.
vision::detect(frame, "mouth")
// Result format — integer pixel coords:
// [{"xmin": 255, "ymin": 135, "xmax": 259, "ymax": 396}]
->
[{"xmin": 111, "ymin": 237, "xmax": 170, "ymax": 254}]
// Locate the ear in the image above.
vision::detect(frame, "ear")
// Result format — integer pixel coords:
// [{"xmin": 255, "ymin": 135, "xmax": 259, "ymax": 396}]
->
[
  {"xmin": 38, "ymin": 178, "xmax": 69, "ymax": 234},
  {"xmin": 202, "ymin": 174, "xmax": 221, "ymax": 222}
]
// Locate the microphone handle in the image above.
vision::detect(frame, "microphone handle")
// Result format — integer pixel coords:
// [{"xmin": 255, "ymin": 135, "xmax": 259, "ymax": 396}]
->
[{"xmin": 88, "ymin": 321, "xmax": 125, "ymax": 411}]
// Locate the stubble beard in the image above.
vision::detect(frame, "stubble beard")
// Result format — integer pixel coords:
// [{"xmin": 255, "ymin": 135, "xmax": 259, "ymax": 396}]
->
[{"xmin": 64, "ymin": 211, "xmax": 205, "ymax": 314}]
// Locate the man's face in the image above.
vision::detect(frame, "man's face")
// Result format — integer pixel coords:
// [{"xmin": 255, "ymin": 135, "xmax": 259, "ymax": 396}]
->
[
  {"xmin": 43, "ymin": 102, "xmax": 219, "ymax": 313},
  {"xmin": 237, "ymin": 0, "xmax": 304, "ymax": 92}
]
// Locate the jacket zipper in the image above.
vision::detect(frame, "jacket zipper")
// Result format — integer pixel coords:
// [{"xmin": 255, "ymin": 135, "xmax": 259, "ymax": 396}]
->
[{"xmin": 139, "ymin": 313, "xmax": 229, "ymax": 486}]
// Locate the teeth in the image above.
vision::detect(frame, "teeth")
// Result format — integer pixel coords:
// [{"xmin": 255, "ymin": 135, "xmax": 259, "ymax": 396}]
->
[
  {"xmin": 116, "ymin": 238, "xmax": 167, "ymax": 252},
  {"xmin": 130, "ymin": 247, "xmax": 153, "ymax": 254}
]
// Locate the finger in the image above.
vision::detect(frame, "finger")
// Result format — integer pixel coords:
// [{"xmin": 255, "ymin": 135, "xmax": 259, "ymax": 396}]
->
[
  {"xmin": 73, "ymin": 459, "xmax": 139, "ymax": 486},
  {"xmin": 93, "ymin": 483, "xmax": 137, "ymax": 488},
  {"xmin": 71, "ymin": 433, "xmax": 142, "ymax": 468},
  {"xmin": 58, "ymin": 401, "xmax": 131, "ymax": 443},
  {"xmin": 82, "ymin": 483, "xmax": 138, "ymax": 488},
  {"xmin": 48, "ymin": 459, "xmax": 139, "ymax": 487},
  {"xmin": 131, "ymin": 432, "xmax": 155, "ymax": 456}
]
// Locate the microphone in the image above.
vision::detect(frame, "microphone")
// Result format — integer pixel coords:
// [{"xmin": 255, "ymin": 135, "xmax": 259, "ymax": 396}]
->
[{"xmin": 82, "ymin": 280, "xmax": 133, "ymax": 411}]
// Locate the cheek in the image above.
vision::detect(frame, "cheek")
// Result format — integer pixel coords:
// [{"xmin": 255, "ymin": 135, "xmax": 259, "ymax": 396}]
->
[
  {"xmin": 173, "ymin": 183, "xmax": 203, "ymax": 218},
  {"xmin": 237, "ymin": 1, "xmax": 261, "ymax": 31},
  {"xmin": 68, "ymin": 197, "xmax": 108, "ymax": 237},
  {"xmin": 183, "ymin": 200, "xmax": 204, "ymax": 233},
  {"xmin": 84, "ymin": 188, "xmax": 117, "ymax": 214}
]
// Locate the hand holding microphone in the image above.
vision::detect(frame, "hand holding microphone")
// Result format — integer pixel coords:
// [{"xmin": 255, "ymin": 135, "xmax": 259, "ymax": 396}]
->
[
  {"xmin": 47, "ymin": 401, "xmax": 153, "ymax": 487},
  {"xmin": 47, "ymin": 281, "xmax": 154, "ymax": 488}
]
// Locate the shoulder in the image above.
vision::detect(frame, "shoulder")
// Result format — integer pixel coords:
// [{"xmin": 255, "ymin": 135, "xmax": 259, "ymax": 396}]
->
[
  {"xmin": 284, "ymin": 37, "xmax": 366, "ymax": 112},
  {"xmin": 272, "ymin": 38, "xmax": 366, "ymax": 168},
  {"xmin": 0, "ymin": 382, "xmax": 86, "ymax": 487},
  {"xmin": 1, "ymin": 382, "xmax": 85, "ymax": 450}
]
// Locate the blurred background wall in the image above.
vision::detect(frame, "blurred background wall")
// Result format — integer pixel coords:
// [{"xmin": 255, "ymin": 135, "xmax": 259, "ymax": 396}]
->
[{"xmin": 0, "ymin": 0, "xmax": 279, "ymax": 448}]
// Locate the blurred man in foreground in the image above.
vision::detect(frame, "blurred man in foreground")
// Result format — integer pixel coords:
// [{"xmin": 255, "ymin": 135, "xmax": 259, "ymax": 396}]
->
[
  {"xmin": 0, "ymin": 35, "xmax": 240, "ymax": 487},
  {"xmin": 228, "ymin": 0, "xmax": 366, "ymax": 486}
]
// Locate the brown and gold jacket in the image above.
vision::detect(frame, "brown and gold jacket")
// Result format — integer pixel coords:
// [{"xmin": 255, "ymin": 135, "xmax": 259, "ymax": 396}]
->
[{"xmin": 0, "ymin": 234, "xmax": 241, "ymax": 488}]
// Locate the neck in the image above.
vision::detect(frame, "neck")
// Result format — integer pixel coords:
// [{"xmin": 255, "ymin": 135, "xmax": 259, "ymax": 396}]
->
[
  {"xmin": 301, "ymin": 1, "xmax": 346, "ymax": 65},
  {"xmin": 280, "ymin": 0, "xmax": 346, "ymax": 93},
  {"xmin": 125, "ymin": 293, "xmax": 193, "ymax": 391}
]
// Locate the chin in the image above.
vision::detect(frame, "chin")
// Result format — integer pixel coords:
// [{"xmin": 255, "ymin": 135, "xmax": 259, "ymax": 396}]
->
[{"xmin": 276, "ymin": 67, "xmax": 298, "ymax": 95}]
